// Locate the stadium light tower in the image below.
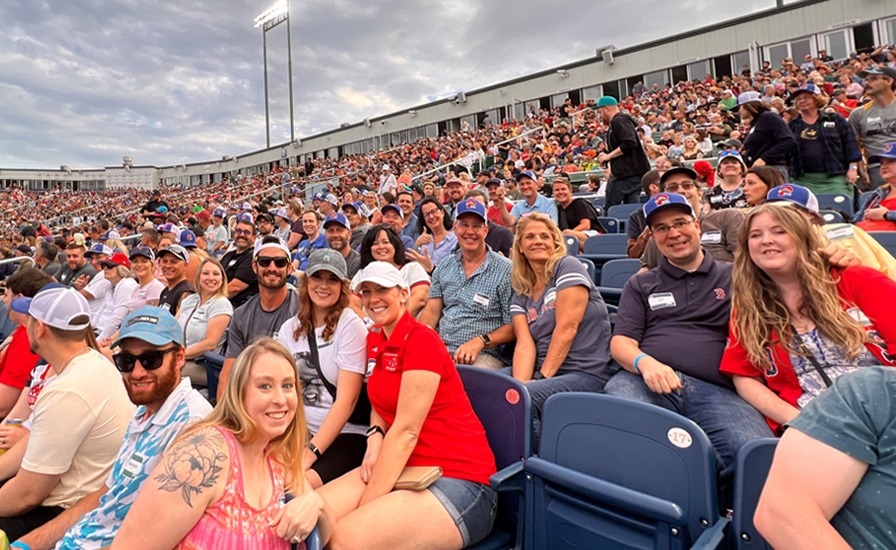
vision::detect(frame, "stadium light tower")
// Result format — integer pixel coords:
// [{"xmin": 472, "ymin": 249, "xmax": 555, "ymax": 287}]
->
[{"xmin": 254, "ymin": 0, "xmax": 296, "ymax": 149}]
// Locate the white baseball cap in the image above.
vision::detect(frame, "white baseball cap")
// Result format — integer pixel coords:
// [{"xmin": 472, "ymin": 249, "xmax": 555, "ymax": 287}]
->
[
  {"xmin": 353, "ymin": 261, "xmax": 406, "ymax": 291},
  {"xmin": 253, "ymin": 236, "xmax": 291, "ymax": 259},
  {"xmin": 13, "ymin": 285, "xmax": 91, "ymax": 330}
]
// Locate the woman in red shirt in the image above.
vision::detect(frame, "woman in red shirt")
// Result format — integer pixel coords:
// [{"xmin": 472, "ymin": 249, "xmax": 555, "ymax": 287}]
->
[
  {"xmin": 319, "ymin": 261, "xmax": 497, "ymax": 549},
  {"xmin": 721, "ymin": 204, "xmax": 896, "ymax": 432}
]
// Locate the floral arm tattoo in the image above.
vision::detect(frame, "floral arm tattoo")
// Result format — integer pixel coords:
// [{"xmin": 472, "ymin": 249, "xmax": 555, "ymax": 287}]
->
[{"xmin": 155, "ymin": 430, "xmax": 228, "ymax": 507}]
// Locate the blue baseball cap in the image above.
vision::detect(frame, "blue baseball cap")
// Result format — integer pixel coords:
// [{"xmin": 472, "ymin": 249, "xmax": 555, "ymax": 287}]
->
[
  {"xmin": 643, "ymin": 193, "xmax": 696, "ymax": 227},
  {"xmin": 113, "ymin": 306, "xmax": 184, "ymax": 348},
  {"xmin": 85, "ymin": 243, "xmax": 113, "ymax": 257},
  {"xmin": 158, "ymin": 223, "xmax": 178, "ymax": 234},
  {"xmin": 213, "ymin": 208, "xmax": 225, "ymax": 218},
  {"xmin": 178, "ymin": 229, "xmax": 198, "ymax": 248},
  {"xmin": 764, "ymin": 184, "xmax": 820, "ymax": 215},
  {"xmin": 381, "ymin": 203, "xmax": 404, "ymax": 220},
  {"xmin": 155, "ymin": 206, "xmax": 168, "ymax": 214},
  {"xmin": 129, "ymin": 246, "xmax": 155, "ymax": 261},
  {"xmin": 516, "ymin": 170, "xmax": 537, "ymax": 184},
  {"xmin": 323, "ymin": 212, "xmax": 351, "ymax": 231},
  {"xmin": 99, "ymin": 230, "xmax": 121, "ymax": 241},
  {"xmin": 791, "ymin": 83, "xmax": 821, "ymax": 99},
  {"xmin": 868, "ymin": 142, "xmax": 896, "ymax": 164},
  {"xmin": 237, "ymin": 212, "xmax": 254, "ymax": 224},
  {"xmin": 456, "ymin": 198, "xmax": 487, "ymax": 221}
]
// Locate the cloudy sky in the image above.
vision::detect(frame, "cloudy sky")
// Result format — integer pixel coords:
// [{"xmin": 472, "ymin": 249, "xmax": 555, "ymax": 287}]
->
[{"xmin": 0, "ymin": 0, "xmax": 773, "ymax": 170}]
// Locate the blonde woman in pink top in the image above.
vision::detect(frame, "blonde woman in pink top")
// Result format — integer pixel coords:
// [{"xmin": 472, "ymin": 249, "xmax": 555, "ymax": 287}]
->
[{"xmin": 113, "ymin": 338, "xmax": 334, "ymax": 549}]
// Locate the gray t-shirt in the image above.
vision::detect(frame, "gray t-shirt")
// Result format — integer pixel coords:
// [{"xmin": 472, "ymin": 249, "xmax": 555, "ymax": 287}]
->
[
  {"xmin": 509, "ymin": 256, "xmax": 611, "ymax": 383},
  {"xmin": 225, "ymin": 291, "xmax": 298, "ymax": 359},
  {"xmin": 58, "ymin": 262, "xmax": 97, "ymax": 287},
  {"xmin": 344, "ymin": 248, "xmax": 361, "ymax": 279},
  {"xmin": 178, "ymin": 294, "xmax": 234, "ymax": 353},
  {"xmin": 788, "ymin": 367, "xmax": 896, "ymax": 550},
  {"xmin": 848, "ymin": 99, "xmax": 896, "ymax": 162}
]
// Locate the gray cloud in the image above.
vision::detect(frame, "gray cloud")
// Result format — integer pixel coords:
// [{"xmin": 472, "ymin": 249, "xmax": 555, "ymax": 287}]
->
[{"xmin": 0, "ymin": 0, "xmax": 768, "ymax": 169}]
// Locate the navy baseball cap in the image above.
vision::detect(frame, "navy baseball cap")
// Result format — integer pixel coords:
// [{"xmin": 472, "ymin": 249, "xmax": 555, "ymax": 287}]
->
[
  {"xmin": 213, "ymin": 208, "xmax": 225, "ymax": 217},
  {"xmin": 113, "ymin": 306, "xmax": 184, "ymax": 348},
  {"xmin": 858, "ymin": 66, "xmax": 896, "ymax": 80},
  {"xmin": 129, "ymin": 246, "xmax": 155, "ymax": 261},
  {"xmin": 323, "ymin": 212, "xmax": 351, "ymax": 231},
  {"xmin": 791, "ymin": 83, "xmax": 821, "ymax": 99},
  {"xmin": 456, "ymin": 198, "xmax": 487, "ymax": 221},
  {"xmin": 178, "ymin": 229, "xmax": 198, "ymax": 248},
  {"xmin": 868, "ymin": 142, "xmax": 896, "ymax": 164},
  {"xmin": 644, "ymin": 193, "xmax": 696, "ymax": 227},
  {"xmin": 85, "ymin": 243, "xmax": 113, "ymax": 258},
  {"xmin": 381, "ymin": 203, "xmax": 404, "ymax": 220}
]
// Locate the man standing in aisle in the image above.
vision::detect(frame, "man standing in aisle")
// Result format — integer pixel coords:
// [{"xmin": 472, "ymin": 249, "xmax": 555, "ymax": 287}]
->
[{"xmin": 596, "ymin": 96, "xmax": 651, "ymax": 208}]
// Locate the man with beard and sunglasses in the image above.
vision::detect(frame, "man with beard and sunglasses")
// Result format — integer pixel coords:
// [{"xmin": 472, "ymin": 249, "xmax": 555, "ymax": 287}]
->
[
  {"xmin": 12, "ymin": 306, "xmax": 212, "ymax": 550},
  {"xmin": 216, "ymin": 236, "xmax": 297, "ymax": 401},
  {"xmin": 0, "ymin": 286, "xmax": 133, "ymax": 541},
  {"xmin": 221, "ymin": 214, "xmax": 259, "ymax": 307}
]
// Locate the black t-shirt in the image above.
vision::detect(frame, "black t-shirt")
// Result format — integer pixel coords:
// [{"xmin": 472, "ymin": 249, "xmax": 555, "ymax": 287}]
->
[
  {"xmin": 486, "ymin": 222, "xmax": 514, "ymax": 257},
  {"xmin": 289, "ymin": 219, "xmax": 306, "ymax": 246},
  {"xmin": 142, "ymin": 199, "xmax": 169, "ymax": 215},
  {"xmin": 221, "ymin": 249, "xmax": 258, "ymax": 306},
  {"xmin": 607, "ymin": 113, "xmax": 651, "ymax": 179},
  {"xmin": 558, "ymin": 198, "xmax": 600, "ymax": 231},
  {"xmin": 159, "ymin": 280, "xmax": 194, "ymax": 316}
]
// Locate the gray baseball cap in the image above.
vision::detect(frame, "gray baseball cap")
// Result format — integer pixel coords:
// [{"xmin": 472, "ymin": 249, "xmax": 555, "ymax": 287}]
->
[{"xmin": 305, "ymin": 249, "xmax": 347, "ymax": 280}]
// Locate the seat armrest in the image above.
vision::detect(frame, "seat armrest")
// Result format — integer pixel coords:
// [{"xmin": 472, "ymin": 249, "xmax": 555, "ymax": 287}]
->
[
  {"xmin": 689, "ymin": 517, "xmax": 729, "ymax": 550},
  {"xmin": 490, "ymin": 461, "xmax": 525, "ymax": 492}
]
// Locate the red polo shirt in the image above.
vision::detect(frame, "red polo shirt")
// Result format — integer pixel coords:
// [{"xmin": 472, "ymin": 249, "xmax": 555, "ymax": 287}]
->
[
  {"xmin": 0, "ymin": 326, "xmax": 41, "ymax": 390},
  {"xmin": 367, "ymin": 312, "xmax": 496, "ymax": 484}
]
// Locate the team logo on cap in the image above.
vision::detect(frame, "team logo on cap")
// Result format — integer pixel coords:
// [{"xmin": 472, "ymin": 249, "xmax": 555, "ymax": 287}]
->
[
  {"xmin": 654, "ymin": 194, "xmax": 670, "ymax": 206},
  {"xmin": 884, "ymin": 143, "xmax": 895, "ymax": 155},
  {"xmin": 465, "ymin": 199, "xmax": 478, "ymax": 209},
  {"xmin": 327, "ymin": 213, "xmax": 337, "ymax": 220},
  {"xmin": 777, "ymin": 186, "xmax": 794, "ymax": 197}
]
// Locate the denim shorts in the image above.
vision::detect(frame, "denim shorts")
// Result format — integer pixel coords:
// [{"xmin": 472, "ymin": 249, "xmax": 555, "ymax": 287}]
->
[{"xmin": 428, "ymin": 476, "xmax": 498, "ymax": 546}]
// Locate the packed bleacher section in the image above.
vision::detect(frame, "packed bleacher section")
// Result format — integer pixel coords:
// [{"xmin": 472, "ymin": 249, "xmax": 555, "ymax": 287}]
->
[{"xmin": 0, "ymin": 43, "xmax": 895, "ymax": 550}]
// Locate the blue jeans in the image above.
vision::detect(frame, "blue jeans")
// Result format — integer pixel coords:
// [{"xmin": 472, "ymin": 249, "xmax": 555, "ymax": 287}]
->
[
  {"xmin": 500, "ymin": 368, "xmax": 605, "ymax": 441},
  {"xmin": 605, "ymin": 370, "xmax": 772, "ymax": 506}
]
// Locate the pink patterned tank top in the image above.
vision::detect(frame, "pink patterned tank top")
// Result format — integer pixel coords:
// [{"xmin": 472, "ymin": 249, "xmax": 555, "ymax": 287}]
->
[{"xmin": 176, "ymin": 427, "xmax": 303, "ymax": 550}]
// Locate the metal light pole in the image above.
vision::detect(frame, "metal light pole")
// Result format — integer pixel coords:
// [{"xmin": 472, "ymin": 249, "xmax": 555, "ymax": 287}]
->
[{"xmin": 254, "ymin": 0, "xmax": 295, "ymax": 150}]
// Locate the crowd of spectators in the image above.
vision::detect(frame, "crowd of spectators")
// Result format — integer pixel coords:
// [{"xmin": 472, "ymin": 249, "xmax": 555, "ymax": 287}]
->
[{"xmin": 0, "ymin": 43, "xmax": 895, "ymax": 549}]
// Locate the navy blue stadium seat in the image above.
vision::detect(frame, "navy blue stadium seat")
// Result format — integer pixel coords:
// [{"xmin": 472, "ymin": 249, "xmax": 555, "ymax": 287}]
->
[
  {"xmin": 590, "ymin": 197, "xmax": 606, "ymax": 212},
  {"xmin": 204, "ymin": 352, "xmax": 225, "ymax": 399},
  {"xmin": 607, "ymin": 204, "xmax": 643, "ymax": 231},
  {"xmin": 523, "ymin": 392, "xmax": 728, "ymax": 550},
  {"xmin": 816, "ymin": 193, "xmax": 854, "ymax": 217},
  {"xmin": 868, "ymin": 231, "xmax": 896, "ymax": 258},
  {"xmin": 581, "ymin": 233, "xmax": 628, "ymax": 263},
  {"xmin": 731, "ymin": 438, "xmax": 778, "ymax": 550},
  {"xmin": 564, "ymin": 235, "xmax": 579, "ymax": 256},
  {"xmin": 598, "ymin": 216, "xmax": 619, "ymax": 233},
  {"xmin": 458, "ymin": 366, "xmax": 533, "ymax": 550},
  {"xmin": 577, "ymin": 258, "xmax": 597, "ymax": 284},
  {"xmin": 819, "ymin": 209, "xmax": 845, "ymax": 224},
  {"xmin": 284, "ymin": 493, "xmax": 323, "ymax": 550},
  {"xmin": 596, "ymin": 258, "xmax": 640, "ymax": 306}
]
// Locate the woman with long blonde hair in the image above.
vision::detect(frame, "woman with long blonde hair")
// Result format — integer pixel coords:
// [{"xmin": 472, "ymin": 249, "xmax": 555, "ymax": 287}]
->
[
  {"xmin": 721, "ymin": 203, "xmax": 896, "ymax": 432},
  {"xmin": 113, "ymin": 338, "xmax": 334, "ymax": 549},
  {"xmin": 509, "ymin": 213, "xmax": 612, "ymax": 433}
]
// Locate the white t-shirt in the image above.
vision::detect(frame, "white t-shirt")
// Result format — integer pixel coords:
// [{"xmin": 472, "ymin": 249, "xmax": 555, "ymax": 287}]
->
[
  {"xmin": 276, "ymin": 308, "xmax": 368, "ymax": 435},
  {"xmin": 128, "ymin": 279, "xmax": 165, "ymax": 311},
  {"xmin": 84, "ymin": 271, "xmax": 112, "ymax": 318},
  {"xmin": 23, "ymin": 348, "xmax": 134, "ymax": 508},
  {"xmin": 96, "ymin": 278, "xmax": 139, "ymax": 341},
  {"xmin": 177, "ymin": 294, "xmax": 234, "ymax": 352}
]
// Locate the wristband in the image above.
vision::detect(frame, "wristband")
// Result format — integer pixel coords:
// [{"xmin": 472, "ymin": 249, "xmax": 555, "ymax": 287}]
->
[
  {"xmin": 12, "ymin": 543, "xmax": 31, "ymax": 550},
  {"xmin": 308, "ymin": 442, "xmax": 322, "ymax": 459},
  {"xmin": 633, "ymin": 353, "xmax": 649, "ymax": 374}
]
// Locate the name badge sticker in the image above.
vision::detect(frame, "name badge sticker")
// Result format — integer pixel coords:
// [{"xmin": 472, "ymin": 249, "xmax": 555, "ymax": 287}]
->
[
  {"xmin": 648, "ymin": 292, "xmax": 677, "ymax": 310},
  {"xmin": 122, "ymin": 452, "xmax": 145, "ymax": 479},
  {"xmin": 825, "ymin": 225, "xmax": 855, "ymax": 241},
  {"xmin": 701, "ymin": 230, "xmax": 722, "ymax": 244},
  {"xmin": 473, "ymin": 293, "xmax": 491, "ymax": 309},
  {"xmin": 382, "ymin": 351, "xmax": 401, "ymax": 373}
]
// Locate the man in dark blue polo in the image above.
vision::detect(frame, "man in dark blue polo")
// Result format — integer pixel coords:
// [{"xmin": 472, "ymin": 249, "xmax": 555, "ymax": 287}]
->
[{"xmin": 606, "ymin": 193, "xmax": 772, "ymax": 503}]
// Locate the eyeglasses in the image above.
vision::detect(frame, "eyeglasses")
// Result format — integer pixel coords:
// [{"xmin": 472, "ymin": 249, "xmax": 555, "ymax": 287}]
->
[
  {"xmin": 422, "ymin": 209, "xmax": 442, "ymax": 219},
  {"xmin": 113, "ymin": 348, "xmax": 178, "ymax": 373},
  {"xmin": 663, "ymin": 181, "xmax": 697, "ymax": 192},
  {"xmin": 255, "ymin": 256, "xmax": 289, "ymax": 268},
  {"xmin": 234, "ymin": 228, "xmax": 253, "ymax": 236},
  {"xmin": 456, "ymin": 221, "xmax": 485, "ymax": 231},
  {"xmin": 651, "ymin": 219, "xmax": 694, "ymax": 235}
]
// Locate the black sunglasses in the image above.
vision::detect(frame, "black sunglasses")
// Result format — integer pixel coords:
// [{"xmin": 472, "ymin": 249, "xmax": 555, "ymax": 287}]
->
[
  {"xmin": 256, "ymin": 256, "xmax": 289, "ymax": 268},
  {"xmin": 113, "ymin": 348, "xmax": 178, "ymax": 373}
]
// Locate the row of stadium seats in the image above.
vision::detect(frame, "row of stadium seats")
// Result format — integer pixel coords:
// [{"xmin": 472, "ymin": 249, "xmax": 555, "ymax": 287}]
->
[{"xmin": 460, "ymin": 365, "xmax": 778, "ymax": 550}]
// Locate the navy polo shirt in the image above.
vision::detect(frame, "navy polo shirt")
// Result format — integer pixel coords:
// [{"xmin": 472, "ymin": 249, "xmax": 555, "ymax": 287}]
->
[{"xmin": 613, "ymin": 250, "xmax": 733, "ymax": 388}]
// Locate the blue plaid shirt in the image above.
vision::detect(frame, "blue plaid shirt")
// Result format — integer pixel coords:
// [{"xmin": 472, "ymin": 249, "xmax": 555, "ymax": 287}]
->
[{"xmin": 429, "ymin": 248, "xmax": 513, "ymax": 356}]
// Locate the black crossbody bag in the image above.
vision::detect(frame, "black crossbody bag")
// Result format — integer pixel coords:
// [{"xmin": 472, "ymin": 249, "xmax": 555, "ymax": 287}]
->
[
  {"xmin": 791, "ymin": 327, "xmax": 834, "ymax": 388},
  {"xmin": 306, "ymin": 320, "xmax": 372, "ymax": 425}
]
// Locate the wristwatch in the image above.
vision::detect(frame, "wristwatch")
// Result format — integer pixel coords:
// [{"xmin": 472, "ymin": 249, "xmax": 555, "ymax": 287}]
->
[
  {"xmin": 366, "ymin": 425, "xmax": 386, "ymax": 438},
  {"xmin": 478, "ymin": 333, "xmax": 491, "ymax": 347},
  {"xmin": 532, "ymin": 370, "xmax": 545, "ymax": 380}
]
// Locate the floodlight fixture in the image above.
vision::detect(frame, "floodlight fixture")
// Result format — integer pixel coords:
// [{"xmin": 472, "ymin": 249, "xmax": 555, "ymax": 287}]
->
[{"xmin": 254, "ymin": 0, "xmax": 295, "ymax": 149}]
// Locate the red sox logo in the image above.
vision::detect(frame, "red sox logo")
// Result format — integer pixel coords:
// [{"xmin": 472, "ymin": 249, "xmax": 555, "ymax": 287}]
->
[
  {"xmin": 777, "ymin": 185, "xmax": 794, "ymax": 197},
  {"xmin": 883, "ymin": 143, "xmax": 895, "ymax": 156},
  {"xmin": 654, "ymin": 194, "xmax": 670, "ymax": 206},
  {"xmin": 713, "ymin": 288, "xmax": 726, "ymax": 300}
]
